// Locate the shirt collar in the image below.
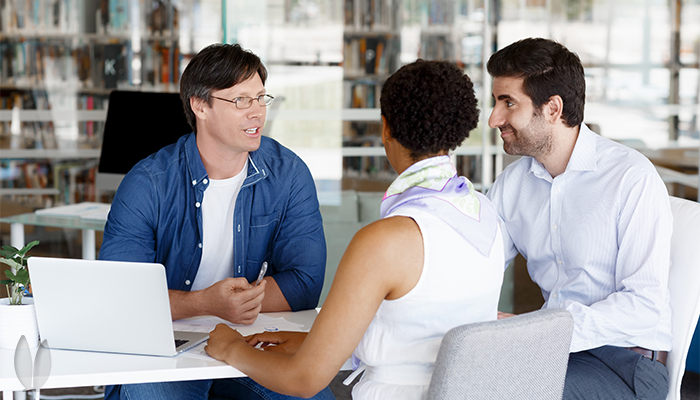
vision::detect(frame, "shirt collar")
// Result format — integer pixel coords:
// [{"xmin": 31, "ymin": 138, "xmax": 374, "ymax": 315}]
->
[
  {"xmin": 566, "ymin": 123, "xmax": 597, "ymax": 172},
  {"xmin": 184, "ymin": 133, "xmax": 208, "ymax": 189},
  {"xmin": 243, "ymin": 147, "xmax": 269, "ymax": 188},
  {"xmin": 184, "ymin": 133, "xmax": 270, "ymax": 190}
]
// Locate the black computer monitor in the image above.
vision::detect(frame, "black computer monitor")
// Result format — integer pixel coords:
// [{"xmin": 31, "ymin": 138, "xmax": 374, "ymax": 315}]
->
[{"xmin": 96, "ymin": 90, "xmax": 193, "ymax": 192}]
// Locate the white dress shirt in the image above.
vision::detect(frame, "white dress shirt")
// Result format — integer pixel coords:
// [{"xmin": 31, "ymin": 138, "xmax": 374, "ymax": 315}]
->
[{"xmin": 487, "ymin": 124, "xmax": 673, "ymax": 352}]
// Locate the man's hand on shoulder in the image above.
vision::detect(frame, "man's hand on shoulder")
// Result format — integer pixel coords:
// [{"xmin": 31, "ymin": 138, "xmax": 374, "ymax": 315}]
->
[{"xmin": 204, "ymin": 278, "xmax": 267, "ymax": 325}]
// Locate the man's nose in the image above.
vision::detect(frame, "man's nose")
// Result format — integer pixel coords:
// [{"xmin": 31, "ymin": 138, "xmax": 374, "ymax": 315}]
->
[
  {"xmin": 248, "ymin": 103, "xmax": 265, "ymax": 119},
  {"xmin": 488, "ymin": 107, "xmax": 502, "ymax": 129}
]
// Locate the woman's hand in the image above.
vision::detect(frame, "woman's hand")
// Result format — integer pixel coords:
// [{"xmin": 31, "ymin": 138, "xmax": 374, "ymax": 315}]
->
[
  {"xmin": 205, "ymin": 323, "xmax": 246, "ymax": 361},
  {"xmin": 245, "ymin": 331, "xmax": 308, "ymax": 354}
]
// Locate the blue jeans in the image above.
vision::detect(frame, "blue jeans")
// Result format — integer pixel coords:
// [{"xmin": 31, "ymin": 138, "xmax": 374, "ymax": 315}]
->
[
  {"xmin": 564, "ymin": 346, "xmax": 668, "ymax": 400},
  {"xmin": 113, "ymin": 378, "xmax": 336, "ymax": 400}
]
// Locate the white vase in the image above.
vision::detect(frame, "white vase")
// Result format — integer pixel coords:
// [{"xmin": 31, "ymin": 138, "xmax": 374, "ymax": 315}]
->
[{"xmin": 0, "ymin": 297, "xmax": 39, "ymax": 349}]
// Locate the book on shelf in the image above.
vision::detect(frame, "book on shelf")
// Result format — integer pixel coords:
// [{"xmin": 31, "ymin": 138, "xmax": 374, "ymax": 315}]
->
[
  {"xmin": 0, "ymin": 91, "xmax": 108, "ymax": 150},
  {"xmin": 1, "ymin": 0, "xmax": 178, "ymax": 36},
  {"xmin": 344, "ymin": 81, "xmax": 381, "ymax": 109},
  {"xmin": 52, "ymin": 161, "xmax": 99, "ymax": 204},
  {"xmin": 108, "ymin": 0, "xmax": 129, "ymax": 33},
  {"xmin": 0, "ymin": 39, "xmax": 183, "ymax": 89},
  {"xmin": 103, "ymin": 43, "xmax": 126, "ymax": 89},
  {"xmin": 427, "ymin": 0, "xmax": 454, "ymax": 25},
  {"xmin": 1, "ymin": 0, "xmax": 81, "ymax": 33},
  {"xmin": 420, "ymin": 35, "xmax": 452, "ymax": 61},
  {"xmin": 343, "ymin": 35, "xmax": 396, "ymax": 77},
  {"xmin": 1, "ymin": 160, "xmax": 52, "ymax": 191},
  {"xmin": 344, "ymin": 0, "xmax": 397, "ymax": 30}
]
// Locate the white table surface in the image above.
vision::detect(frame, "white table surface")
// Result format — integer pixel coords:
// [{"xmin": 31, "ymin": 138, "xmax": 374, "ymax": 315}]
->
[
  {"xmin": 0, "ymin": 212, "xmax": 105, "ymax": 260},
  {"xmin": 1, "ymin": 310, "xmax": 320, "ymax": 398}
]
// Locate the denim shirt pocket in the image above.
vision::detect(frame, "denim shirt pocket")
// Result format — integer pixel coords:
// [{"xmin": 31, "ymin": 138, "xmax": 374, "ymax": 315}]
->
[{"xmin": 246, "ymin": 212, "xmax": 281, "ymax": 264}]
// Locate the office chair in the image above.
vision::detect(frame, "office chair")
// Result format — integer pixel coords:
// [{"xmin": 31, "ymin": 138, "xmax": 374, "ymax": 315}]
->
[
  {"xmin": 666, "ymin": 196, "xmax": 700, "ymax": 400},
  {"xmin": 427, "ymin": 308, "xmax": 573, "ymax": 400}
]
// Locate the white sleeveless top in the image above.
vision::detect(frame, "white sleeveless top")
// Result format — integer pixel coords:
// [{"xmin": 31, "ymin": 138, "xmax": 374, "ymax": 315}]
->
[{"xmin": 351, "ymin": 208, "xmax": 504, "ymax": 400}]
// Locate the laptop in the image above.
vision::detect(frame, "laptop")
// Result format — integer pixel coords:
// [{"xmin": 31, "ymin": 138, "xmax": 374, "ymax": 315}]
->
[{"xmin": 28, "ymin": 257, "xmax": 209, "ymax": 357}]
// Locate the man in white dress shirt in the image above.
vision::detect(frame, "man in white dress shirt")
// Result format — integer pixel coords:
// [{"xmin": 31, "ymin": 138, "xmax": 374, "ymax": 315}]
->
[{"xmin": 486, "ymin": 37, "xmax": 672, "ymax": 399}]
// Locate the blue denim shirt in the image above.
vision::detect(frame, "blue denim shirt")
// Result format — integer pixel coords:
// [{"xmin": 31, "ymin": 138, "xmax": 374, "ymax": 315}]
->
[{"xmin": 99, "ymin": 133, "xmax": 326, "ymax": 311}]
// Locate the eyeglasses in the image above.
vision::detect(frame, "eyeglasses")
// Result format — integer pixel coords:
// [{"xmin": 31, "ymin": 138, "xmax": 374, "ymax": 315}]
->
[{"xmin": 211, "ymin": 94, "xmax": 275, "ymax": 110}]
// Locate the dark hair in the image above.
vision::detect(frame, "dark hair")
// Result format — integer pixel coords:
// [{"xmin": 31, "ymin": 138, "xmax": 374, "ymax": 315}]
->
[
  {"xmin": 486, "ymin": 38, "xmax": 585, "ymax": 128},
  {"xmin": 380, "ymin": 60, "xmax": 479, "ymax": 160},
  {"xmin": 180, "ymin": 43, "xmax": 268, "ymax": 133}
]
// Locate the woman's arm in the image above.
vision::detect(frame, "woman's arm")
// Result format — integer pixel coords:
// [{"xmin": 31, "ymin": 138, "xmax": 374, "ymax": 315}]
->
[{"xmin": 205, "ymin": 216, "xmax": 424, "ymax": 397}]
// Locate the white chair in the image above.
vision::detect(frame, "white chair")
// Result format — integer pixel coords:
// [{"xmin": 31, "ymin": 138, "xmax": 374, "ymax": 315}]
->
[
  {"xmin": 427, "ymin": 308, "xmax": 574, "ymax": 400},
  {"xmin": 667, "ymin": 196, "xmax": 700, "ymax": 400}
]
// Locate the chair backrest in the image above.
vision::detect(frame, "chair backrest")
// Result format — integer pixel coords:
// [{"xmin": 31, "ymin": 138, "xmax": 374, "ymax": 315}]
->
[
  {"xmin": 427, "ymin": 308, "xmax": 574, "ymax": 400},
  {"xmin": 666, "ymin": 196, "xmax": 700, "ymax": 400}
]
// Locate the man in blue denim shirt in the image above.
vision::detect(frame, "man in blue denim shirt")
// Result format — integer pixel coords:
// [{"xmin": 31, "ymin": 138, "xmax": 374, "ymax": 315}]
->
[{"xmin": 99, "ymin": 43, "xmax": 334, "ymax": 400}]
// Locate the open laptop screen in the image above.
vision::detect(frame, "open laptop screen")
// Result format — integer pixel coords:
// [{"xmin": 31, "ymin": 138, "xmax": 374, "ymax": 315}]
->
[{"xmin": 96, "ymin": 91, "xmax": 193, "ymax": 192}]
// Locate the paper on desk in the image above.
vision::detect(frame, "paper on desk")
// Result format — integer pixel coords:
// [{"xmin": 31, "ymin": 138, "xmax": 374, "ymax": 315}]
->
[
  {"xmin": 174, "ymin": 314, "xmax": 303, "ymax": 335},
  {"xmin": 175, "ymin": 314, "xmax": 304, "ymax": 360},
  {"xmin": 35, "ymin": 202, "xmax": 111, "ymax": 219}
]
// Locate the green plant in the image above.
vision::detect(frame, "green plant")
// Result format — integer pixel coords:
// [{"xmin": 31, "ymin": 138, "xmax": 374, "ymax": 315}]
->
[{"xmin": 0, "ymin": 241, "xmax": 39, "ymax": 305}]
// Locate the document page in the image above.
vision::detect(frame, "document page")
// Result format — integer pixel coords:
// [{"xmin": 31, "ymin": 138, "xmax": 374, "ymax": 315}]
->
[{"xmin": 174, "ymin": 314, "xmax": 304, "ymax": 360}]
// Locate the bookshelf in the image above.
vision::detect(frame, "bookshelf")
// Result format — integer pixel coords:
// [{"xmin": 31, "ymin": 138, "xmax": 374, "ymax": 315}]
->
[
  {"xmin": 403, "ymin": 0, "xmax": 491, "ymax": 188},
  {"xmin": 341, "ymin": 0, "xmax": 402, "ymax": 191},
  {"xmin": 0, "ymin": 0, "xmax": 189, "ymax": 210},
  {"xmin": 340, "ymin": 0, "xmax": 491, "ymax": 191}
]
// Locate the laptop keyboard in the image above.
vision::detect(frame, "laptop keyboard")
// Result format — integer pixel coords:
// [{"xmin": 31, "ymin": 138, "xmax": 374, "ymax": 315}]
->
[{"xmin": 175, "ymin": 339, "xmax": 189, "ymax": 348}]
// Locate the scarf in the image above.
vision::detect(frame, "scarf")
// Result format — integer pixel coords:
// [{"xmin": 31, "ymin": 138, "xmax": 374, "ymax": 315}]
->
[{"xmin": 380, "ymin": 155, "xmax": 498, "ymax": 257}]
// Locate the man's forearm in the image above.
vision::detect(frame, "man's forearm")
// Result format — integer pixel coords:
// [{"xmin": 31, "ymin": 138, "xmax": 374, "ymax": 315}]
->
[{"xmin": 169, "ymin": 289, "xmax": 207, "ymax": 320}]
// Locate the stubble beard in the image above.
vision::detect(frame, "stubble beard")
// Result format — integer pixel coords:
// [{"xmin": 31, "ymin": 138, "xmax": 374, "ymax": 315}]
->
[{"xmin": 501, "ymin": 110, "xmax": 553, "ymax": 159}]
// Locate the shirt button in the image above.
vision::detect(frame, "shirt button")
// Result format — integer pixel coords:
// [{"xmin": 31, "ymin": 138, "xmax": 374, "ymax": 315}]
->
[
  {"xmin": 198, "ymin": 243, "xmax": 202, "ymax": 248},
  {"xmin": 558, "ymin": 259, "xmax": 563, "ymax": 265},
  {"xmin": 192, "ymin": 180, "xmax": 196, "ymax": 185},
  {"xmin": 185, "ymin": 280, "xmax": 191, "ymax": 285},
  {"xmin": 237, "ymin": 266, "xmax": 241, "ymax": 274},
  {"xmin": 552, "ymin": 225, "xmax": 557, "ymax": 230},
  {"xmin": 551, "ymin": 293, "xmax": 558, "ymax": 299},
  {"xmin": 195, "ymin": 202, "xmax": 201, "ymax": 208},
  {"xmin": 203, "ymin": 179, "xmax": 208, "ymax": 184},
  {"xmin": 237, "ymin": 224, "xmax": 241, "ymax": 232}
]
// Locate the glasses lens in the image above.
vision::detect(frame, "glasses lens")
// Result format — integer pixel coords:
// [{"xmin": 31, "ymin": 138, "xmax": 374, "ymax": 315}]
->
[
  {"xmin": 235, "ymin": 98, "xmax": 255, "ymax": 110},
  {"xmin": 261, "ymin": 94, "xmax": 274, "ymax": 107}
]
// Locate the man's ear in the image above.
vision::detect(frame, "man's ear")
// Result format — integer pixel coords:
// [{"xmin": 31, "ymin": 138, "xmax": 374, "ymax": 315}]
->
[
  {"xmin": 544, "ymin": 95, "xmax": 564, "ymax": 124},
  {"xmin": 190, "ymin": 97, "xmax": 207, "ymax": 120}
]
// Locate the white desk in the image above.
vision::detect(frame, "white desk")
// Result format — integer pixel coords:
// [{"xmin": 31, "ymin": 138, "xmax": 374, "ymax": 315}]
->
[
  {"xmin": 0, "ymin": 213, "xmax": 105, "ymax": 260},
  {"xmin": 0, "ymin": 310, "xmax": 320, "ymax": 400}
]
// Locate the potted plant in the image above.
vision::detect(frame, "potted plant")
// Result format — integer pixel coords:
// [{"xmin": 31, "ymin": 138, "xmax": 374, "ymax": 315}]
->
[{"xmin": 0, "ymin": 240, "xmax": 40, "ymax": 349}]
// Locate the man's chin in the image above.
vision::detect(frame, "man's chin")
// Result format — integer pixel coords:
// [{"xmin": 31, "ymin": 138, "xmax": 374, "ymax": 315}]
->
[
  {"xmin": 503, "ymin": 143, "xmax": 526, "ymax": 157},
  {"xmin": 246, "ymin": 137, "xmax": 262, "ymax": 153}
]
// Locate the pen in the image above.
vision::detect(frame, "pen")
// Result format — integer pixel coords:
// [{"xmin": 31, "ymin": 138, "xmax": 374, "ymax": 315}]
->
[{"xmin": 256, "ymin": 261, "xmax": 268, "ymax": 286}]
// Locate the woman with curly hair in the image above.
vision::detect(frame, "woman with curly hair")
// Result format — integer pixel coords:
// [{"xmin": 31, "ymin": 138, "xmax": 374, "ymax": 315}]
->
[{"xmin": 205, "ymin": 60, "xmax": 505, "ymax": 400}]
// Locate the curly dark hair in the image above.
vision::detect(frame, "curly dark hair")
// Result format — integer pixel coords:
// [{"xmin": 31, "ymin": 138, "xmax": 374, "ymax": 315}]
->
[
  {"xmin": 180, "ymin": 43, "xmax": 268, "ymax": 134},
  {"xmin": 486, "ymin": 38, "xmax": 585, "ymax": 128},
  {"xmin": 380, "ymin": 60, "xmax": 479, "ymax": 160}
]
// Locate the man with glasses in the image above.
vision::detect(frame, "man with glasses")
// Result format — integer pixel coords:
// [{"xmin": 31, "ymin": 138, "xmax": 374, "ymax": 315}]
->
[
  {"xmin": 486, "ymin": 38, "xmax": 672, "ymax": 400},
  {"xmin": 100, "ymin": 43, "xmax": 334, "ymax": 400}
]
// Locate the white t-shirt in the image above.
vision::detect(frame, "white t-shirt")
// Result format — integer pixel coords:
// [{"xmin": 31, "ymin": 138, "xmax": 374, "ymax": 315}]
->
[{"xmin": 191, "ymin": 161, "xmax": 247, "ymax": 291}]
